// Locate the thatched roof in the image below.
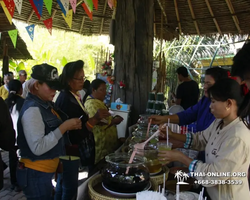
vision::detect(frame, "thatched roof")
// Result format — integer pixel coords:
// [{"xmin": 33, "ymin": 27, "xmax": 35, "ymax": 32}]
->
[
  {"xmin": 0, "ymin": 7, "xmax": 33, "ymax": 60},
  {"xmin": 6, "ymin": 0, "xmax": 250, "ymax": 40},
  {"xmin": 155, "ymin": 0, "xmax": 250, "ymax": 40},
  {"xmin": 12, "ymin": 0, "xmax": 113, "ymax": 36}
]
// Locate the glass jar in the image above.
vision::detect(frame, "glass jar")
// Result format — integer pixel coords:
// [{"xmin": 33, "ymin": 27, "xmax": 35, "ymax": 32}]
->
[
  {"xmin": 129, "ymin": 143, "xmax": 161, "ymax": 174},
  {"xmin": 102, "ymin": 153, "xmax": 150, "ymax": 193},
  {"xmin": 137, "ymin": 114, "xmax": 151, "ymax": 127}
]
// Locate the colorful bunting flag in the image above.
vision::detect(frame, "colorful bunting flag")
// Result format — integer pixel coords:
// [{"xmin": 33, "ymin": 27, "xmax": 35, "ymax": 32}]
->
[
  {"xmin": 1, "ymin": 1, "xmax": 12, "ymax": 24},
  {"xmin": 3, "ymin": 0, "xmax": 15, "ymax": 17},
  {"xmin": 108, "ymin": 0, "xmax": 116, "ymax": 9},
  {"xmin": 33, "ymin": 0, "xmax": 43, "ymax": 17},
  {"xmin": 43, "ymin": 18, "xmax": 53, "ymax": 35},
  {"xmin": 81, "ymin": 3, "xmax": 92, "ymax": 21},
  {"xmin": 69, "ymin": 0, "xmax": 76, "ymax": 13},
  {"xmin": 14, "ymin": 0, "xmax": 23, "ymax": 14},
  {"xmin": 8, "ymin": 30, "xmax": 18, "ymax": 48},
  {"xmin": 44, "ymin": 0, "xmax": 52, "ymax": 15},
  {"xmin": 93, "ymin": 0, "xmax": 98, "ymax": 10},
  {"xmin": 25, "ymin": 24, "xmax": 35, "ymax": 41},
  {"xmin": 29, "ymin": 0, "xmax": 41, "ymax": 19},
  {"xmin": 57, "ymin": 0, "xmax": 69, "ymax": 16},
  {"xmin": 62, "ymin": 9, "xmax": 73, "ymax": 29},
  {"xmin": 84, "ymin": 0, "xmax": 93, "ymax": 12}
]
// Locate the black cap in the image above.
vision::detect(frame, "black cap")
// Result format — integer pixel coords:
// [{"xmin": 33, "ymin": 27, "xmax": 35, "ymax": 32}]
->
[{"xmin": 31, "ymin": 64, "xmax": 62, "ymax": 90}]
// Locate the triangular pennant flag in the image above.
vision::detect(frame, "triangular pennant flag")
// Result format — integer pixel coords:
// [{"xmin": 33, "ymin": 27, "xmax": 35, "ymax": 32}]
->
[
  {"xmin": 93, "ymin": 0, "xmax": 98, "ymax": 10},
  {"xmin": 62, "ymin": 9, "xmax": 73, "ymax": 29},
  {"xmin": 43, "ymin": 17, "xmax": 53, "ymax": 35},
  {"xmin": 81, "ymin": 3, "xmax": 92, "ymax": 20},
  {"xmin": 25, "ymin": 24, "xmax": 35, "ymax": 41},
  {"xmin": 29, "ymin": 0, "xmax": 41, "ymax": 19},
  {"xmin": 14, "ymin": 0, "xmax": 22, "ymax": 14},
  {"xmin": 33, "ymin": 0, "xmax": 43, "ymax": 16},
  {"xmin": 3, "ymin": 0, "xmax": 15, "ymax": 17},
  {"xmin": 83, "ymin": 0, "xmax": 93, "ymax": 12},
  {"xmin": 8, "ymin": 30, "xmax": 18, "ymax": 48},
  {"xmin": 1, "ymin": 1, "xmax": 12, "ymax": 24},
  {"xmin": 69, "ymin": 0, "xmax": 76, "ymax": 13},
  {"xmin": 44, "ymin": 0, "xmax": 52, "ymax": 15},
  {"xmin": 57, "ymin": 0, "xmax": 69, "ymax": 16},
  {"xmin": 108, "ymin": 0, "xmax": 116, "ymax": 9}
]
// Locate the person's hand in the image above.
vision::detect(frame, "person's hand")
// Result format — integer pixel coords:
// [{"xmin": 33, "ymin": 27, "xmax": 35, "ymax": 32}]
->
[
  {"xmin": 112, "ymin": 115, "xmax": 123, "ymax": 125},
  {"xmin": 149, "ymin": 115, "xmax": 166, "ymax": 124},
  {"xmin": 159, "ymin": 124, "xmax": 173, "ymax": 138},
  {"xmin": 158, "ymin": 149, "xmax": 183, "ymax": 165},
  {"xmin": 94, "ymin": 109, "xmax": 111, "ymax": 121},
  {"xmin": 61, "ymin": 118, "xmax": 82, "ymax": 132}
]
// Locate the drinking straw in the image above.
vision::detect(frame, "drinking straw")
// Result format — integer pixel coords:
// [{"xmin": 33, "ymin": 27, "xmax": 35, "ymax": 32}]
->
[
  {"xmin": 161, "ymin": 188, "xmax": 165, "ymax": 195},
  {"xmin": 146, "ymin": 119, "xmax": 152, "ymax": 138},
  {"xmin": 126, "ymin": 148, "xmax": 137, "ymax": 174},
  {"xmin": 163, "ymin": 173, "xmax": 166, "ymax": 194},
  {"xmin": 176, "ymin": 184, "xmax": 180, "ymax": 200},
  {"xmin": 201, "ymin": 187, "xmax": 204, "ymax": 197},
  {"xmin": 204, "ymin": 197, "xmax": 207, "ymax": 200},
  {"xmin": 168, "ymin": 118, "xmax": 170, "ymax": 127},
  {"xmin": 198, "ymin": 191, "xmax": 202, "ymax": 200},
  {"xmin": 166, "ymin": 126, "xmax": 169, "ymax": 146}
]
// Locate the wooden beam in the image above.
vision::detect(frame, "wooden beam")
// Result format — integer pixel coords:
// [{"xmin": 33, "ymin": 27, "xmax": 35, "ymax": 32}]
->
[
  {"xmin": 174, "ymin": 0, "xmax": 182, "ymax": 34},
  {"xmin": 26, "ymin": 10, "xmax": 34, "ymax": 23},
  {"xmin": 79, "ymin": 16, "xmax": 86, "ymax": 33},
  {"xmin": 76, "ymin": 0, "xmax": 84, "ymax": 7},
  {"xmin": 205, "ymin": 0, "xmax": 222, "ymax": 34},
  {"xmin": 157, "ymin": 0, "xmax": 168, "ymax": 24},
  {"xmin": 99, "ymin": 0, "xmax": 108, "ymax": 34},
  {"xmin": 187, "ymin": 0, "xmax": 200, "ymax": 35},
  {"xmin": 51, "ymin": 4, "xmax": 59, "ymax": 19},
  {"xmin": 51, "ymin": 9, "xmax": 57, "ymax": 19},
  {"xmin": 225, "ymin": 0, "xmax": 241, "ymax": 33}
]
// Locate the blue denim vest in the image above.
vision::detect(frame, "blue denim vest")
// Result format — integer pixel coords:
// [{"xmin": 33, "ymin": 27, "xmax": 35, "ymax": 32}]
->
[{"xmin": 17, "ymin": 93, "xmax": 66, "ymax": 161}]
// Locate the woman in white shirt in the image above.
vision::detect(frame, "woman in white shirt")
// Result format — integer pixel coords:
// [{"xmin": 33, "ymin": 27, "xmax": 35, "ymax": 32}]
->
[{"xmin": 158, "ymin": 78, "xmax": 250, "ymax": 200}]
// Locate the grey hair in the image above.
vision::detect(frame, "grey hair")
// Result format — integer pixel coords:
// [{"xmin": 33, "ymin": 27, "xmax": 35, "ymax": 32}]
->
[
  {"xmin": 27, "ymin": 78, "xmax": 39, "ymax": 91},
  {"xmin": 18, "ymin": 70, "xmax": 27, "ymax": 75}
]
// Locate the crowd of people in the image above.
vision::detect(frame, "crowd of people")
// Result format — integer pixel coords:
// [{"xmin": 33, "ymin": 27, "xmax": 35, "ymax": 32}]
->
[
  {"xmin": 151, "ymin": 42, "xmax": 250, "ymax": 200},
  {"xmin": 0, "ymin": 42, "xmax": 250, "ymax": 200},
  {"xmin": 0, "ymin": 61, "xmax": 123, "ymax": 199}
]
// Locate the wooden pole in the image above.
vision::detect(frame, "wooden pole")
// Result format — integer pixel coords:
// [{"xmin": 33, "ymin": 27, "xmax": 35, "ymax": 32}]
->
[{"xmin": 113, "ymin": 0, "xmax": 154, "ymax": 124}]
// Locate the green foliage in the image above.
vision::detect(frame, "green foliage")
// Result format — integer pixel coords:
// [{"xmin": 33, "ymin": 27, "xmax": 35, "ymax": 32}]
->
[
  {"xmin": 1, "ymin": 19, "xmax": 111, "ymax": 80},
  {"xmin": 61, "ymin": 57, "xmax": 68, "ymax": 68}
]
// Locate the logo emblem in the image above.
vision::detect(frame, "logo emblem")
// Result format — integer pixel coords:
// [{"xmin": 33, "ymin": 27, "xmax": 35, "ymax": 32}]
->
[
  {"xmin": 175, "ymin": 170, "xmax": 189, "ymax": 185},
  {"xmin": 51, "ymin": 69, "xmax": 58, "ymax": 80}
]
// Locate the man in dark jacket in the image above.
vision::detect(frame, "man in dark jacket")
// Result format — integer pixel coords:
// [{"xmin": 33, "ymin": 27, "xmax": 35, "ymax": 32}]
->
[{"xmin": 0, "ymin": 97, "xmax": 15, "ymax": 190}]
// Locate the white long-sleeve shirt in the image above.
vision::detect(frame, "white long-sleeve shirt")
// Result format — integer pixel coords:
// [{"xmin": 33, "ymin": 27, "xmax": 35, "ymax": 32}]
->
[
  {"xmin": 21, "ymin": 107, "xmax": 62, "ymax": 156},
  {"xmin": 189, "ymin": 118, "xmax": 250, "ymax": 200}
]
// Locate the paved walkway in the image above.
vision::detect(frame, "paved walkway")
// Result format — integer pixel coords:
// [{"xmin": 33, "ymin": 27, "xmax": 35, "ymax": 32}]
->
[
  {"xmin": 0, "ymin": 151, "xmax": 26, "ymax": 200},
  {"xmin": 0, "ymin": 151, "xmax": 88, "ymax": 200}
]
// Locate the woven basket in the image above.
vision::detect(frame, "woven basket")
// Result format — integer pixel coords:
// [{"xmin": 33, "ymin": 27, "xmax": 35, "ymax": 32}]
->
[
  {"xmin": 88, "ymin": 174, "xmax": 158, "ymax": 200},
  {"xmin": 150, "ymin": 166, "xmax": 169, "ymax": 186}
]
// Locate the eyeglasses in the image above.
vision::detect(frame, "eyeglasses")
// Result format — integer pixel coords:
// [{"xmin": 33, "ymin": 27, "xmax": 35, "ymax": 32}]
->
[{"xmin": 73, "ymin": 76, "xmax": 86, "ymax": 82}]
